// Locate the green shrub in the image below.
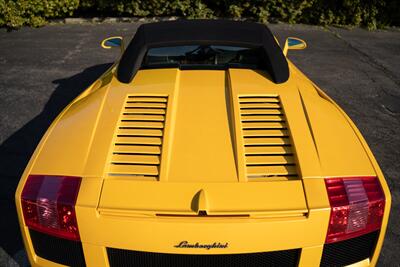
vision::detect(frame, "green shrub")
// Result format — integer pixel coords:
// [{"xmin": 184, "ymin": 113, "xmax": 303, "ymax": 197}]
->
[
  {"xmin": 300, "ymin": 0, "xmax": 385, "ymax": 30},
  {"xmin": 0, "ymin": 0, "xmax": 398, "ymax": 29},
  {"xmin": 78, "ymin": 0, "xmax": 214, "ymax": 18},
  {"xmin": 215, "ymin": 0, "xmax": 315, "ymax": 23},
  {"xmin": 1, "ymin": 0, "xmax": 78, "ymax": 28}
]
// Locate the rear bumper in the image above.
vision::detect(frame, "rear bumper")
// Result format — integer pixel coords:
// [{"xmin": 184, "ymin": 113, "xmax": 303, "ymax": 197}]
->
[
  {"xmin": 17, "ymin": 177, "xmax": 390, "ymax": 267},
  {"xmin": 26, "ymin": 229, "xmax": 380, "ymax": 267}
]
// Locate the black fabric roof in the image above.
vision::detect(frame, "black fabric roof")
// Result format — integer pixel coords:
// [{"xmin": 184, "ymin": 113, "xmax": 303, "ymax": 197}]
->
[{"xmin": 117, "ymin": 20, "xmax": 289, "ymax": 84}]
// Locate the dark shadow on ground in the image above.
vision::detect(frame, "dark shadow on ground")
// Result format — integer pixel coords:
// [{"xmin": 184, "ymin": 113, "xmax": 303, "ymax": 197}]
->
[{"xmin": 0, "ymin": 63, "xmax": 112, "ymax": 260}]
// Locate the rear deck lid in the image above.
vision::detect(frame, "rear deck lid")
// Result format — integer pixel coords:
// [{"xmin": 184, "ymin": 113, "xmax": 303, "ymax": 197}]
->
[{"xmin": 97, "ymin": 68, "xmax": 308, "ymax": 217}]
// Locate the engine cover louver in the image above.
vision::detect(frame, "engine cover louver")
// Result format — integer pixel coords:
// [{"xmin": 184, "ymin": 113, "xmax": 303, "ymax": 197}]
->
[
  {"xmin": 239, "ymin": 95, "xmax": 298, "ymax": 180},
  {"xmin": 108, "ymin": 95, "xmax": 168, "ymax": 180}
]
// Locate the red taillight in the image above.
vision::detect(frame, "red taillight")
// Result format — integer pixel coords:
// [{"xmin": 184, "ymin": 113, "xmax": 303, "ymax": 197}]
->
[
  {"xmin": 21, "ymin": 175, "xmax": 81, "ymax": 241},
  {"xmin": 325, "ymin": 176, "xmax": 385, "ymax": 243}
]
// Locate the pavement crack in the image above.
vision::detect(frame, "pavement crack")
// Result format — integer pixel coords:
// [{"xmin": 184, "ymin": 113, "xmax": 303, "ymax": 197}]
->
[
  {"xmin": 326, "ymin": 26, "xmax": 400, "ymax": 95},
  {"xmin": 59, "ymin": 36, "xmax": 87, "ymax": 64}
]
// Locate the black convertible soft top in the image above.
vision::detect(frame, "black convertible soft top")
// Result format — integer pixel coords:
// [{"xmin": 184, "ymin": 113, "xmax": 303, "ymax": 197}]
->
[{"xmin": 117, "ymin": 20, "xmax": 289, "ymax": 84}]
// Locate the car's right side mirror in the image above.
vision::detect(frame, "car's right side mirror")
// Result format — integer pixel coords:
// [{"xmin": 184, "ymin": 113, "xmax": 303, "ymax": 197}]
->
[{"xmin": 283, "ymin": 37, "xmax": 307, "ymax": 56}]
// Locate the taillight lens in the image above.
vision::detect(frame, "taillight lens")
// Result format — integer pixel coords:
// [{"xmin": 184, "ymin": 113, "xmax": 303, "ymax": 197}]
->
[
  {"xmin": 21, "ymin": 175, "xmax": 81, "ymax": 241},
  {"xmin": 325, "ymin": 176, "xmax": 385, "ymax": 243}
]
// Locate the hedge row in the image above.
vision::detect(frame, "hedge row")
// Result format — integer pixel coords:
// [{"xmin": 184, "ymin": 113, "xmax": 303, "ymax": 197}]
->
[{"xmin": 1, "ymin": 0, "xmax": 399, "ymax": 29}]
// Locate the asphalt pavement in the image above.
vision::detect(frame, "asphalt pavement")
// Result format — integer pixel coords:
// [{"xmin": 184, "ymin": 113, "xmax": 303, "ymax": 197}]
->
[{"xmin": 0, "ymin": 22, "xmax": 399, "ymax": 266}]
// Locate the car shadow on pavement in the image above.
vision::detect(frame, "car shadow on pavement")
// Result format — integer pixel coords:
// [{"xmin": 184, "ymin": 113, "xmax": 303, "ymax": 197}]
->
[{"xmin": 0, "ymin": 63, "xmax": 112, "ymax": 266}]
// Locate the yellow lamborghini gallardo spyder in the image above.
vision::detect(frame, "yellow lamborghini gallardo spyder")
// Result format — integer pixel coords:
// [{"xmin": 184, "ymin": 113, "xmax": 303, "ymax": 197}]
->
[{"xmin": 15, "ymin": 20, "xmax": 391, "ymax": 267}]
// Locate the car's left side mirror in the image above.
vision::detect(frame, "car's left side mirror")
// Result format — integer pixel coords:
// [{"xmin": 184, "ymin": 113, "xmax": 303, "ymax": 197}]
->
[
  {"xmin": 283, "ymin": 37, "xmax": 307, "ymax": 56},
  {"xmin": 101, "ymin": 36, "xmax": 124, "ymax": 52}
]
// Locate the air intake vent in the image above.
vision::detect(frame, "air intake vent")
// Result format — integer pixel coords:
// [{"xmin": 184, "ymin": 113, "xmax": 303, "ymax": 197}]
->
[
  {"xmin": 239, "ymin": 95, "xmax": 298, "ymax": 180},
  {"xmin": 107, "ymin": 247, "xmax": 300, "ymax": 267},
  {"xmin": 108, "ymin": 95, "xmax": 168, "ymax": 180},
  {"xmin": 320, "ymin": 231, "xmax": 379, "ymax": 266}
]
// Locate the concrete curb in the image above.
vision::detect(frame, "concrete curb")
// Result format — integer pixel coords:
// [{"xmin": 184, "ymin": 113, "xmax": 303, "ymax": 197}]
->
[
  {"xmin": 47, "ymin": 16, "xmax": 273, "ymax": 25},
  {"xmin": 49, "ymin": 16, "xmax": 180, "ymax": 25},
  {"xmin": 47, "ymin": 17, "xmax": 400, "ymax": 32}
]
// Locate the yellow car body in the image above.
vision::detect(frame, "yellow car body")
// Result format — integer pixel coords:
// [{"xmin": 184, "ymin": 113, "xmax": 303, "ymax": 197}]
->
[{"xmin": 15, "ymin": 20, "xmax": 391, "ymax": 267}]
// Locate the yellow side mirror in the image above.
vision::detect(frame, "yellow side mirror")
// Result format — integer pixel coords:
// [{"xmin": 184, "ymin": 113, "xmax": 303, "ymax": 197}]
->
[
  {"xmin": 283, "ymin": 37, "xmax": 307, "ymax": 56},
  {"xmin": 101, "ymin": 36, "xmax": 124, "ymax": 52}
]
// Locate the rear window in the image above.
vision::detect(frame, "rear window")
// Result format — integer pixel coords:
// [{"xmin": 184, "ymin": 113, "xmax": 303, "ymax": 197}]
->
[{"xmin": 141, "ymin": 45, "xmax": 267, "ymax": 70}]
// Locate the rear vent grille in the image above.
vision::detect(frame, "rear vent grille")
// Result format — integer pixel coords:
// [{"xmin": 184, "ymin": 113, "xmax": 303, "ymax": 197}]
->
[
  {"xmin": 239, "ymin": 95, "xmax": 298, "ymax": 180},
  {"xmin": 108, "ymin": 95, "xmax": 168, "ymax": 180}
]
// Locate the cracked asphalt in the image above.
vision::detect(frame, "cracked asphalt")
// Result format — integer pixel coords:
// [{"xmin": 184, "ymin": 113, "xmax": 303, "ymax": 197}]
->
[{"xmin": 0, "ymin": 22, "xmax": 399, "ymax": 266}]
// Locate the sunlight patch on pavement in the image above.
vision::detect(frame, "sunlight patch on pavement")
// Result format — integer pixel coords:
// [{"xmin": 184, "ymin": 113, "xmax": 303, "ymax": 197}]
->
[{"xmin": 0, "ymin": 247, "xmax": 19, "ymax": 267}]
